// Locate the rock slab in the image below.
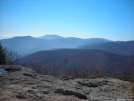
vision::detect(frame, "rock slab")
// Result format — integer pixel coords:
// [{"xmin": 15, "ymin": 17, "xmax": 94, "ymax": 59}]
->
[{"xmin": 0, "ymin": 65, "xmax": 133, "ymax": 101}]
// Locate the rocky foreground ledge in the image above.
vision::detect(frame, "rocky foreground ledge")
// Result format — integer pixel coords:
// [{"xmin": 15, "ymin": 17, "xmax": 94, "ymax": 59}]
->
[{"xmin": 0, "ymin": 65, "xmax": 133, "ymax": 101}]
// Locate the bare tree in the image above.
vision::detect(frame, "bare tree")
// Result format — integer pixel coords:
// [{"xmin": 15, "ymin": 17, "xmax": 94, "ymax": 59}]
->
[{"xmin": 5, "ymin": 48, "xmax": 20, "ymax": 65}]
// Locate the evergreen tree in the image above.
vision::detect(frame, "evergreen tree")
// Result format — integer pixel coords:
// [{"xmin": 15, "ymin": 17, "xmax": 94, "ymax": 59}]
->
[{"xmin": 0, "ymin": 43, "xmax": 7, "ymax": 64}]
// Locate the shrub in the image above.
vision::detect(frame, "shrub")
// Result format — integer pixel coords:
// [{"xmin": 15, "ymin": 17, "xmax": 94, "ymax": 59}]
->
[
  {"xmin": 86, "ymin": 75, "xmax": 98, "ymax": 79},
  {"xmin": 132, "ymin": 83, "xmax": 134, "ymax": 96}
]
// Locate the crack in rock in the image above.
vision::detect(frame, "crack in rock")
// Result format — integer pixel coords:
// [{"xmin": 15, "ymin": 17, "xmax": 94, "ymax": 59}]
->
[{"xmin": 54, "ymin": 88, "xmax": 87, "ymax": 100}]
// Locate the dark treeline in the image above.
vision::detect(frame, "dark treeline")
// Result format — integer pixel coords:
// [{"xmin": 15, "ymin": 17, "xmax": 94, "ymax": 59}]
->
[{"xmin": 22, "ymin": 62, "xmax": 134, "ymax": 82}]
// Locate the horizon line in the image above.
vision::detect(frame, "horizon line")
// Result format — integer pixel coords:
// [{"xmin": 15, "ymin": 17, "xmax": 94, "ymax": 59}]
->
[{"xmin": 0, "ymin": 34, "xmax": 134, "ymax": 41}]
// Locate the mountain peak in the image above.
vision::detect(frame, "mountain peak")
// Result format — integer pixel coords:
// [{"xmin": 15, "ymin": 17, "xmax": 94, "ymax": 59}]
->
[
  {"xmin": 39, "ymin": 34, "xmax": 63, "ymax": 40},
  {"xmin": 12, "ymin": 35, "xmax": 34, "ymax": 39}
]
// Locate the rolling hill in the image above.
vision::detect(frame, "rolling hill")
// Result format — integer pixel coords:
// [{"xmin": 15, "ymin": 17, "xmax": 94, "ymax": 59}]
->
[{"xmin": 20, "ymin": 49, "xmax": 134, "ymax": 73}]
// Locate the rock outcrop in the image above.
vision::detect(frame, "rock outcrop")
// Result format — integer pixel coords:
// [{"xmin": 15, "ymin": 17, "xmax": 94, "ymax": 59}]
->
[{"xmin": 0, "ymin": 65, "xmax": 133, "ymax": 101}]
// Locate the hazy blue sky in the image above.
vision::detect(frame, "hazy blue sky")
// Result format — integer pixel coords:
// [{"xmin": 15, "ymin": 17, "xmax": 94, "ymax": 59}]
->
[{"xmin": 0, "ymin": 0, "xmax": 134, "ymax": 40}]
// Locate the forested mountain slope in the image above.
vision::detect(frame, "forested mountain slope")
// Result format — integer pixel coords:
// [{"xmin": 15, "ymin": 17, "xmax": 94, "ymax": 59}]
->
[{"xmin": 20, "ymin": 49, "xmax": 134, "ymax": 73}]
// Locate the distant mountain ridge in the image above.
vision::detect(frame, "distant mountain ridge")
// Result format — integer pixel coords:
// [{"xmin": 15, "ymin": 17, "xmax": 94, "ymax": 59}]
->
[
  {"xmin": 0, "ymin": 35, "xmax": 111, "ymax": 55},
  {"xmin": 79, "ymin": 41, "xmax": 134, "ymax": 56},
  {"xmin": 0, "ymin": 36, "xmax": 51, "ymax": 55},
  {"xmin": 0, "ymin": 35, "xmax": 134, "ymax": 56}
]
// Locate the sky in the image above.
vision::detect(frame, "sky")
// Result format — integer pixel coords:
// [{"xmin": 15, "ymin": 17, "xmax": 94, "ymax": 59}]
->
[{"xmin": 0, "ymin": 0, "xmax": 134, "ymax": 41}]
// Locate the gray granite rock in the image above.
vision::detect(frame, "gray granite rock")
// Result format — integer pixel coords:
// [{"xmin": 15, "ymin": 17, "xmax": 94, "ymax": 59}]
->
[{"xmin": 0, "ymin": 65, "xmax": 133, "ymax": 101}]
